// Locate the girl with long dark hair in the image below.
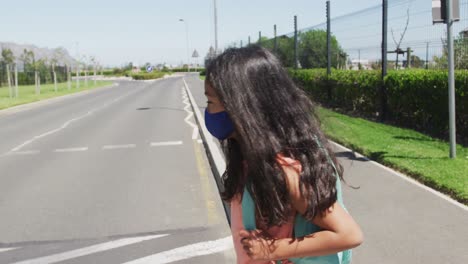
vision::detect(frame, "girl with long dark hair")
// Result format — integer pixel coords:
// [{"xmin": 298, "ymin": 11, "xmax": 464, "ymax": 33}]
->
[{"xmin": 204, "ymin": 46, "xmax": 363, "ymax": 264}]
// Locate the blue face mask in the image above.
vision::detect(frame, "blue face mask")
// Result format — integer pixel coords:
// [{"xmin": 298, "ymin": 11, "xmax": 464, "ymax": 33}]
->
[{"xmin": 204, "ymin": 109, "xmax": 235, "ymax": 140}]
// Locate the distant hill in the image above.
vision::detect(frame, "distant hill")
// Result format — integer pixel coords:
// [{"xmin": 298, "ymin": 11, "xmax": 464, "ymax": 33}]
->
[{"xmin": 0, "ymin": 42, "xmax": 77, "ymax": 66}]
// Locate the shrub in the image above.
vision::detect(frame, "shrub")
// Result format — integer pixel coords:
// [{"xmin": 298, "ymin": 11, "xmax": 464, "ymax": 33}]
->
[{"xmin": 290, "ymin": 69, "xmax": 468, "ymax": 145}]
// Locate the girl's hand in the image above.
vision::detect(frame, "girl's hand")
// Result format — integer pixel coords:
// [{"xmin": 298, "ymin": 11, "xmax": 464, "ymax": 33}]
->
[{"xmin": 239, "ymin": 229, "xmax": 278, "ymax": 261}]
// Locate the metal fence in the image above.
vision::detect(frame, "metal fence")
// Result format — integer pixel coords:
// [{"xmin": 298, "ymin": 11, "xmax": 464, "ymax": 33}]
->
[{"xmin": 229, "ymin": 0, "xmax": 468, "ymax": 72}]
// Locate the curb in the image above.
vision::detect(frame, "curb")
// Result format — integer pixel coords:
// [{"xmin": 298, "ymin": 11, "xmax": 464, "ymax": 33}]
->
[
  {"xmin": 329, "ymin": 141, "xmax": 468, "ymax": 211},
  {"xmin": 182, "ymin": 77, "xmax": 231, "ymax": 224}
]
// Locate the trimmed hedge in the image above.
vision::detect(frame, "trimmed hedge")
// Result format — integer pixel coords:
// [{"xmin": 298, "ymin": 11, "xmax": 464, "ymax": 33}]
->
[
  {"xmin": 130, "ymin": 72, "xmax": 166, "ymax": 80},
  {"xmin": 290, "ymin": 69, "xmax": 468, "ymax": 145},
  {"xmin": 171, "ymin": 67, "xmax": 205, "ymax": 73}
]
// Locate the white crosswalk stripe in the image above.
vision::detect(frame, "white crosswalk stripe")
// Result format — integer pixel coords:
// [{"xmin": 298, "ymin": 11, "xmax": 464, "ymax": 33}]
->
[
  {"xmin": 11, "ymin": 234, "xmax": 168, "ymax": 264},
  {"xmin": 123, "ymin": 236, "xmax": 233, "ymax": 264}
]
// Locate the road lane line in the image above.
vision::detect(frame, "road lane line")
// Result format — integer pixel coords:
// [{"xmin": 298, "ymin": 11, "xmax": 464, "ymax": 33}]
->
[
  {"xmin": 122, "ymin": 236, "xmax": 233, "ymax": 264},
  {"xmin": 9, "ymin": 88, "xmax": 139, "ymax": 153},
  {"xmin": 102, "ymin": 144, "xmax": 136, "ymax": 150},
  {"xmin": 54, "ymin": 147, "xmax": 88, "ymax": 153},
  {"xmin": 11, "ymin": 113, "xmax": 90, "ymax": 152},
  {"xmin": 181, "ymin": 87, "xmax": 200, "ymax": 140},
  {"xmin": 11, "ymin": 234, "xmax": 168, "ymax": 264},
  {"xmin": 8, "ymin": 150, "xmax": 40, "ymax": 155},
  {"xmin": 150, "ymin": 141, "xmax": 183, "ymax": 147},
  {"xmin": 0, "ymin": 247, "xmax": 19, "ymax": 253}
]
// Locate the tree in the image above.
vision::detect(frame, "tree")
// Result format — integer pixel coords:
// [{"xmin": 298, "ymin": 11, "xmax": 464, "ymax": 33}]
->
[
  {"xmin": 409, "ymin": 55, "xmax": 424, "ymax": 68},
  {"xmin": 391, "ymin": 9, "xmax": 410, "ymax": 69},
  {"xmin": 1, "ymin": 48, "xmax": 15, "ymax": 87},
  {"xmin": 274, "ymin": 35, "xmax": 295, "ymax": 68},
  {"xmin": 298, "ymin": 30, "xmax": 345, "ymax": 69},
  {"xmin": 1, "ymin": 48, "xmax": 15, "ymax": 65},
  {"xmin": 432, "ymin": 32, "xmax": 468, "ymax": 69},
  {"xmin": 257, "ymin": 36, "xmax": 273, "ymax": 49}
]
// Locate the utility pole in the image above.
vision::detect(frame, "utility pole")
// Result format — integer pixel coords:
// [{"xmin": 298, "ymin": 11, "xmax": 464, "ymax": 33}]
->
[
  {"xmin": 258, "ymin": 31, "xmax": 262, "ymax": 45},
  {"xmin": 294, "ymin": 15, "xmax": 298, "ymax": 69},
  {"xmin": 75, "ymin": 42, "xmax": 80, "ymax": 89},
  {"xmin": 67, "ymin": 64, "xmax": 71, "ymax": 90},
  {"xmin": 274, "ymin": 24, "xmax": 278, "ymax": 52},
  {"xmin": 6, "ymin": 64, "xmax": 12, "ymax": 98},
  {"xmin": 214, "ymin": 0, "xmax": 218, "ymax": 55},
  {"xmin": 381, "ymin": 0, "xmax": 388, "ymax": 121},
  {"xmin": 14, "ymin": 63, "xmax": 18, "ymax": 98},
  {"xmin": 248, "ymin": 36, "xmax": 251, "ymax": 45},
  {"xmin": 358, "ymin": 49, "xmax": 361, "ymax": 69},
  {"xmin": 179, "ymin": 19, "xmax": 190, "ymax": 72},
  {"xmin": 426, "ymin": 42, "xmax": 429, "ymax": 69},
  {"xmin": 326, "ymin": 1, "xmax": 331, "ymax": 76},
  {"xmin": 406, "ymin": 47, "xmax": 412, "ymax": 68},
  {"xmin": 94, "ymin": 61, "xmax": 97, "ymax": 86},
  {"xmin": 446, "ymin": 0, "xmax": 457, "ymax": 158},
  {"xmin": 53, "ymin": 63, "xmax": 57, "ymax": 92}
]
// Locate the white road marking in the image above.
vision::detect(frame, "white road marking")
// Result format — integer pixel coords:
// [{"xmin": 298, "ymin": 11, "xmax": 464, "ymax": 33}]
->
[
  {"xmin": 0, "ymin": 247, "xmax": 18, "ymax": 253},
  {"xmin": 11, "ymin": 234, "xmax": 168, "ymax": 264},
  {"xmin": 330, "ymin": 141, "xmax": 468, "ymax": 211},
  {"xmin": 182, "ymin": 79, "xmax": 227, "ymax": 180},
  {"xmin": 102, "ymin": 144, "xmax": 136, "ymax": 150},
  {"xmin": 150, "ymin": 141, "xmax": 183, "ymax": 147},
  {"xmin": 54, "ymin": 147, "xmax": 88, "ymax": 153},
  {"xmin": 9, "ymin": 89, "xmax": 138, "ymax": 153},
  {"xmin": 123, "ymin": 236, "xmax": 233, "ymax": 264},
  {"xmin": 8, "ymin": 150, "xmax": 40, "ymax": 155},
  {"xmin": 181, "ymin": 87, "xmax": 200, "ymax": 140}
]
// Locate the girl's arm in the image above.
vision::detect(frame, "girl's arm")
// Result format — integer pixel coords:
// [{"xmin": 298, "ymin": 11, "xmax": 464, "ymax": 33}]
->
[
  {"xmin": 239, "ymin": 163, "xmax": 363, "ymax": 261},
  {"xmin": 270, "ymin": 201, "xmax": 363, "ymax": 260}
]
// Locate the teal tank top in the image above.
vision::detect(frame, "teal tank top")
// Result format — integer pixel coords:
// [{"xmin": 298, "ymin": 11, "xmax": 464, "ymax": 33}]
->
[{"xmin": 241, "ymin": 136, "xmax": 352, "ymax": 264}]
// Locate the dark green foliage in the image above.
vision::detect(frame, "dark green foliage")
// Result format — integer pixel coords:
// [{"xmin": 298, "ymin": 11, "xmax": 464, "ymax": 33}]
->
[
  {"xmin": 290, "ymin": 69, "xmax": 468, "ymax": 145},
  {"xmin": 130, "ymin": 72, "xmax": 166, "ymax": 80},
  {"xmin": 298, "ymin": 30, "xmax": 346, "ymax": 69}
]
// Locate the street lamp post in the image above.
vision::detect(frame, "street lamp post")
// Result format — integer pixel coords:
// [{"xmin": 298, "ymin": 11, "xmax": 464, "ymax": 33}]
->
[{"xmin": 179, "ymin": 18, "xmax": 190, "ymax": 72}]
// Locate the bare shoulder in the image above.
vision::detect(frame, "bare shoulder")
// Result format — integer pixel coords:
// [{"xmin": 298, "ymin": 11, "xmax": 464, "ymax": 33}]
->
[{"xmin": 276, "ymin": 155, "xmax": 307, "ymax": 214}]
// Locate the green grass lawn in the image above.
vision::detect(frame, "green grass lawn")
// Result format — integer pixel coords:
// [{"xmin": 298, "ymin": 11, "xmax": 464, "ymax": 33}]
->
[
  {"xmin": 199, "ymin": 75, "xmax": 205, "ymax": 81},
  {"xmin": 317, "ymin": 107, "xmax": 468, "ymax": 204},
  {"xmin": 0, "ymin": 81, "xmax": 113, "ymax": 110}
]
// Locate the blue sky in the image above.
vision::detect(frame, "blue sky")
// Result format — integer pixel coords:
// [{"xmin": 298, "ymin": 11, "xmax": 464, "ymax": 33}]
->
[{"xmin": 1, "ymin": 0, "xmax": 466, "ymax": 67}]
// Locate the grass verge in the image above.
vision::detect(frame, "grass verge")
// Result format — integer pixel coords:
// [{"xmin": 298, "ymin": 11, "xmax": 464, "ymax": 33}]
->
[
  {"xmin": 317, "ymin": 107, "xmax": 468, "ymax": 204},
  {"xmin": 0, "ymin": 81, "xmax": 113, "ymax": 110}
]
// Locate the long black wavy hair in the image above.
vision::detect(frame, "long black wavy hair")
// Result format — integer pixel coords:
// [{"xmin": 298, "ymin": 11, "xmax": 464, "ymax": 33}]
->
[{"xmin": 206, "ymin": 45, "xmax": 344, "ymax": 227}]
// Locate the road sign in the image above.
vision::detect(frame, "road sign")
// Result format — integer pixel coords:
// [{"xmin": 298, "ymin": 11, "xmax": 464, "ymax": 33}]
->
[
  {"xmin": 192, "ymin": 50, "xmax": 199, "ymax": 58},
  {"xmin": 432, "ymin": 0, "xmax": 460, "ymax": 24},
  {"xmin": 146, "ymin": 66, "xmax": 153, "ymax": 73}
]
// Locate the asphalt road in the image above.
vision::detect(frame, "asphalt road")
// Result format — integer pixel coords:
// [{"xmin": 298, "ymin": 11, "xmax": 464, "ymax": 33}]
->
[
  {"xmin": 1, "ymin": 73, "xmax": 467, "ymax": 264},
  {"xmin": 0, "ymin": 77, "xmax": 235, "ymax": 263}
]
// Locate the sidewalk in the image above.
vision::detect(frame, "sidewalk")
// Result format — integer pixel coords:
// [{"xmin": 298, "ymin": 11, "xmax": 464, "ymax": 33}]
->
[{"xmin": 183, "ymin": 73, "xmax": 468, "ymax": 264}]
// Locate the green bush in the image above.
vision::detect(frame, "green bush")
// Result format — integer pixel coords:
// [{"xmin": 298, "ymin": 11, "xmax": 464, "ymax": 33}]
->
[
  {"xmin": 171, "ymin": 67, "xmax": 205, "ymax": 73},
  {"xmin": 385, "ymin": 70, "xmax": 468, "ymax": 143},
  {"xmin": 130, "ymin": 72, "xmax": 166, "ymax": 80},
  {"xmin": 290, "ymin": 69, "xmax": 468, "ymax": 145}
]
